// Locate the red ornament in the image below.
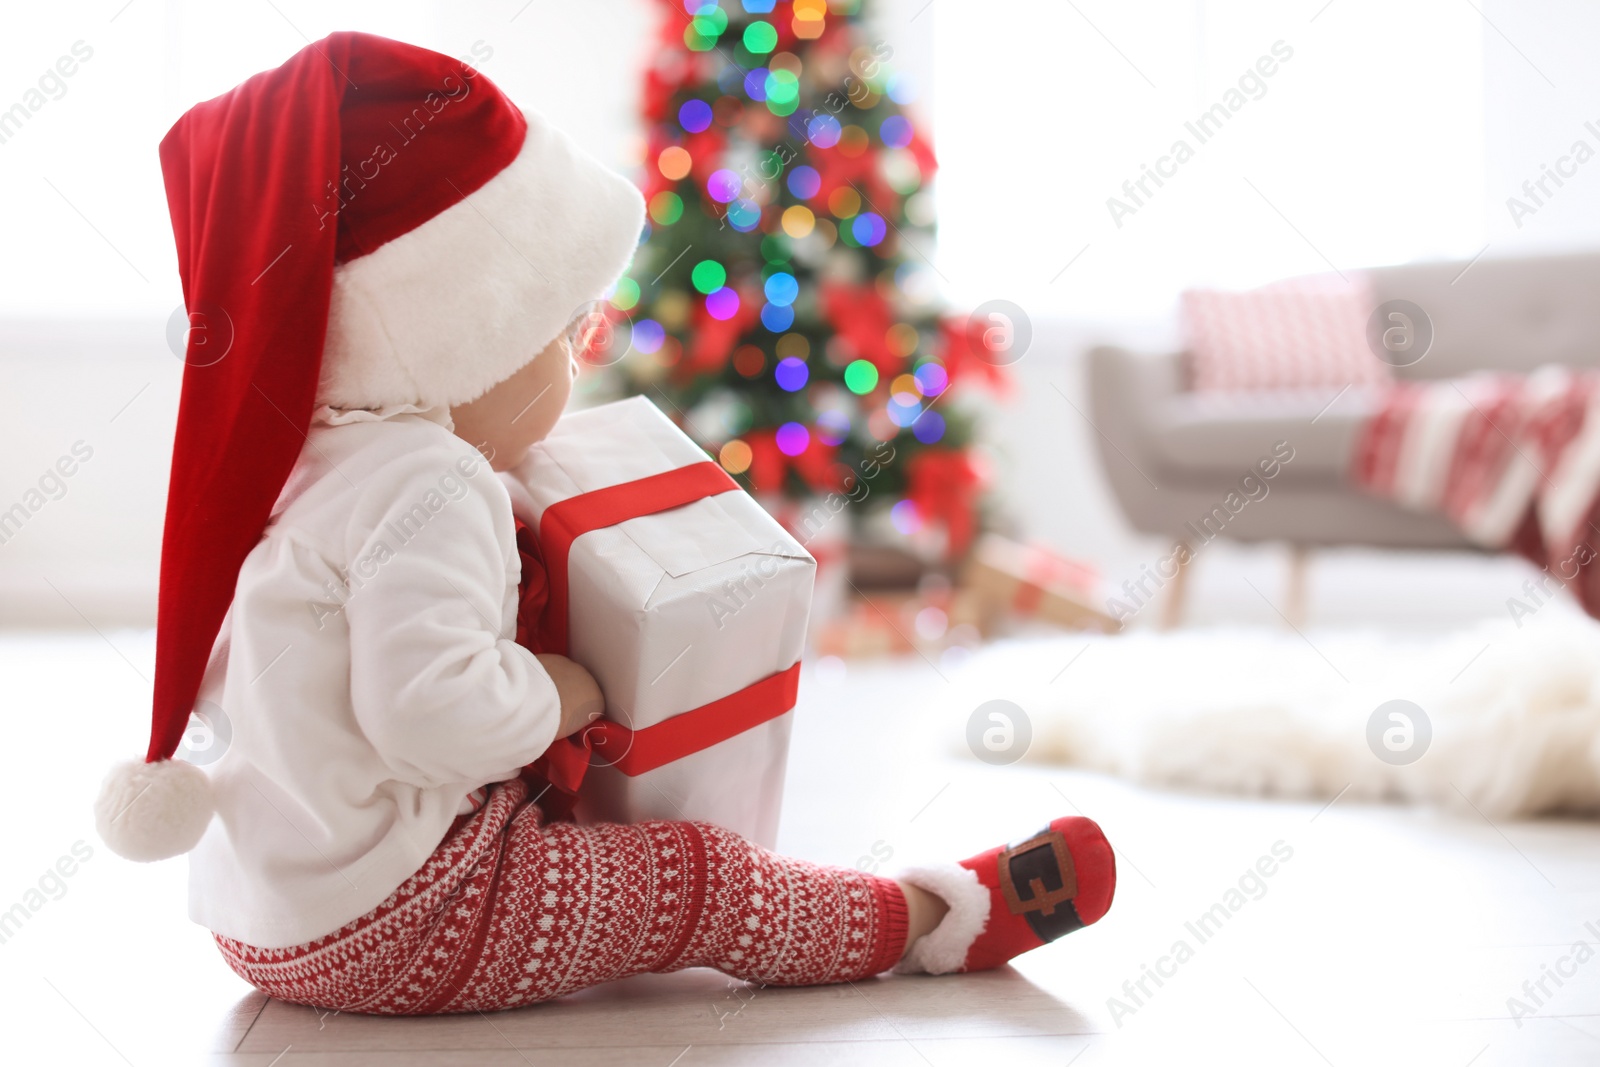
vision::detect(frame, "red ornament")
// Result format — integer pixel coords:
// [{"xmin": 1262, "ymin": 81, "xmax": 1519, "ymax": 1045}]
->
[
  {"xmin": 684, "ymin": 125, "xmax": 728, "ymax": 191},
  {"xmin": 746, "ymin": 428, "xmax": 841, "ymax": 495},
  {"xmin": 681, "ymin": 282, "xmax": 763, "ymax": 378},
  {"xmin": 808, "ymin": 139, "xmax": 885, "ymax": 207},
  {"xmin": 903, "ymin": 127, "xmax": 938, "ymax": 179},
  {"xmin": 937, "ymin": 315, "xmax": 1015, "ymax": 397},
  {"xmin": 821, "ymin": 280, "xmax": 901, "ymax": 379},
  {"xmin": 906, "ymin": 448, "xmax": 987, "ymax": 559}
]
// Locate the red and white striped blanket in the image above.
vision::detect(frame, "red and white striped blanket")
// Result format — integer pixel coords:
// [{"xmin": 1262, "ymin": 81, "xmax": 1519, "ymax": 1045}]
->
[{"xmin": 1350, "ymin": 367, "xmax": 1600, "ymax": 618}]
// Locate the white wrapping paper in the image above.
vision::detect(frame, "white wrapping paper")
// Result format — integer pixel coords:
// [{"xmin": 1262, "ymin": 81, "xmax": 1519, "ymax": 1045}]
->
[{"xmin": 502, "ymin": 396, "xmax": 814, "ymax": 847}]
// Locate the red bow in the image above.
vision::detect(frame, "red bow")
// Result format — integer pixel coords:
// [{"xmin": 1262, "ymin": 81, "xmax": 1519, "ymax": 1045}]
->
[
  {"xmin": 937, "ymin": 315, "xmax": 1014, "ymax": 397},
  {"xmin": 903, "ymin": 128, "xmax": 938, "ymax": 180},
  {"xmin": 512, "ymin": 517, "xmax": 588, "ymax": 819},
  {"xmin": 810, "ymin": 141, "xmax": 882, "ymax": 205},
  {"xmin": 906, "ymin": 448, "xmax": 986, "ymax": 560},
  {"xmin": 512, "ymin": 518, "xmax": 552, "ymax": 652},
  {"xmin": 684, "ymin": 125, "xmax": 729, "ymax": 197},
  {"xmin": 821, "ymin": 281, "xmax": 902, "ymax": 379},
  {"xmin": 804, "ymin": 88, "xmax": 936, "ymax": 214},
  {"xmin": 640, "ymin": 2, "xmax": 701, "ymax": 121},
  {"xmin": 745, "ymin": 429, "xmax": 841, "ymax": 495},
  {"xmin": 681, "ymin": 282, "xmax": 763, "ymax": 378}
]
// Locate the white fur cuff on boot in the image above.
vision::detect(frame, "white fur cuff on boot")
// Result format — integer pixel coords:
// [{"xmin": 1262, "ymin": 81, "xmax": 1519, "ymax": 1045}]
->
[{"xmin": 893, "ymin": 863, "xmax": 992, "ymax": 975}]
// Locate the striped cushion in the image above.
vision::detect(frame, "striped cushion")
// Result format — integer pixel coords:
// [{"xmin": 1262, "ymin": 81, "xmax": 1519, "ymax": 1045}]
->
[{"xmin": 1183, "ymin": 274, "xmax": 1391, "ymax": 392}]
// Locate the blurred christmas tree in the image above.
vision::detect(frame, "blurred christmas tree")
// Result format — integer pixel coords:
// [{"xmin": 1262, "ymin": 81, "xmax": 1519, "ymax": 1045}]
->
[{"xmin": 584, "ymin": 0, "xmax": 1007, "ymax": 561}]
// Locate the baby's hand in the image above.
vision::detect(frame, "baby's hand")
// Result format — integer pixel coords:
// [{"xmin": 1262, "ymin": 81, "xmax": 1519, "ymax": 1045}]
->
[{"xmin": 535, "ymin": 654, "xmax": 604, "ymax": 739}]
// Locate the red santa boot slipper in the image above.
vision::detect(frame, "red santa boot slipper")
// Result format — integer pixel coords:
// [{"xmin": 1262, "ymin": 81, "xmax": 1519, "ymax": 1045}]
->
[{"xmin": 894, "ymin": 816, "xmax": 1115, "ymax": 974}]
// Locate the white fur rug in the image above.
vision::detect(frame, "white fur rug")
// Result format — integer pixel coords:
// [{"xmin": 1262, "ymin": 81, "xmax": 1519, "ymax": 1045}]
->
[{"xmin": 946, "ymin": 614, "xmax": 1600, "ymax": 818}]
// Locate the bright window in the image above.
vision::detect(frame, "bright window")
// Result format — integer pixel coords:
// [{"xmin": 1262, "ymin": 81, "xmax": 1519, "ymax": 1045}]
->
[
  {"xmin": 933, "ymin": 0, "xmax": 1486, "ymax": 316},
  {"xmin": 0, "ymin": 2, "xmax": 452, "ymax": 317}
]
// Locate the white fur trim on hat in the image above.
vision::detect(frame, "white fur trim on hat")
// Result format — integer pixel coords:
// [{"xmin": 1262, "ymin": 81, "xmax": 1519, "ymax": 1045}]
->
[
  {"xmin": 317, "ymin": 110, "xmax": 646, "ymax": 410},
  {"xmin": 893, "ymin": 863, "xmax": 992, "ymax": 975},
  {"xmin": 94, "ymin": 758, "xmax": 216, "ymax": 862}
]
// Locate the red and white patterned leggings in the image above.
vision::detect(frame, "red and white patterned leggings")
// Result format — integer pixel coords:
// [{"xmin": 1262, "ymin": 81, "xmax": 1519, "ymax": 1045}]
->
[{"xmin": 215, "ymin": 777, "xmax": 909, "ymax": 1014}]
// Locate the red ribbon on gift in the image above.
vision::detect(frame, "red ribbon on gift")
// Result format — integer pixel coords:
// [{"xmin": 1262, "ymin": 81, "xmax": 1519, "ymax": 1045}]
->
[
  {"xmin": 538, "ymin": 461, "xmax": 738, "ymax": 656},
  {"xmin": 516, "ymin": 461, "xmax": 804, "ymax": 815},
  {"xmin": 564, "ymin": 662, "xmax": 800, "ymax": 777}
]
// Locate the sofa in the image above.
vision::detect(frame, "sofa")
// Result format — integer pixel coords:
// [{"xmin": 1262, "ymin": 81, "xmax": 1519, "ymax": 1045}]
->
[{"xmin": 1085, "ymin": 250, "xmax": 1600, "ymax": 623}]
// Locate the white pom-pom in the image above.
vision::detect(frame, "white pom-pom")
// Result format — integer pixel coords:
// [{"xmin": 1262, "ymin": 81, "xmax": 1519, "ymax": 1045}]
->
[{"xmin": 94, "ymin": 758, "xmax": 215, "ymax": 862}]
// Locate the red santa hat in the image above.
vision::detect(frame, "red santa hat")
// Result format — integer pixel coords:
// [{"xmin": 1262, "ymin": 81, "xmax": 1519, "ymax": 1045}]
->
[{"xmin": 93, "ymin": 32, "xmax": 645, "ymax": 861}]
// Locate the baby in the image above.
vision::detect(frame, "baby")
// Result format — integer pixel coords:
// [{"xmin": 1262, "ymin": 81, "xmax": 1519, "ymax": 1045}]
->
[{"xmin": 94, "ymin": 32, "xmax": 1114, "ymax": 1013}]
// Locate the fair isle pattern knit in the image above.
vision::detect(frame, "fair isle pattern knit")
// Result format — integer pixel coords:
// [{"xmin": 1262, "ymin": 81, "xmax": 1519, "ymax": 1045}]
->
[
  {"xmin": 1349, "ymin": 367, "xmax": 1600, "ymax": 621},
  {"xmin": 214, "ymin": 777, "xmax": 908, "ymax": 1014}
]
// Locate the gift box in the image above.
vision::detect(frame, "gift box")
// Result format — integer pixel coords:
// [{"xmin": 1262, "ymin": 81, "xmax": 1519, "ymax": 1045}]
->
[
  {"xmin": 964, "ymin": 534, "xmax": 1120, "ymax": 633},
  {"xmin": 814, "ymin": 587, "xmax": 989, "ymax": 659},
  {"xmin": 501, "ymin": 396, "xmax": 814, "ymax": 847}
]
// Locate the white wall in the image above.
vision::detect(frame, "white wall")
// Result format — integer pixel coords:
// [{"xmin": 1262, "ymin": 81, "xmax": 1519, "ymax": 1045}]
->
[
  {"xmin": 0, "ymin": 0, "xmax": 657, "ymax": 318},
  {"xmin": 931, "ymin": 0, "xmax": 1490, "ymax": 318},
  {"xmin": 1481, "ymin": 0, "xmax": 1600, "ymax": 253},
  {"xmin": 0, "ymin": 320, "xmax": 175, "ymax": 626}
]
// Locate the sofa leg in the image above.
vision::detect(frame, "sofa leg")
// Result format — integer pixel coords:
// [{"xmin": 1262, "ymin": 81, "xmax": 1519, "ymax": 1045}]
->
[
  {"xmin": 1160, "ymin": 541, "xmax": 1192, "ymax": 630},
  {"xmin": 1285, "ymin": 544, "xmax": 1310, "ymax": 629}
]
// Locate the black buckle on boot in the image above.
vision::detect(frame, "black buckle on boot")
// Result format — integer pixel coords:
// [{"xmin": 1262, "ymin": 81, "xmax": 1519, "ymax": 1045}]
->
[{"xmin": 997, "ymin": 829, "xmax": 1084, "ymax": 942}]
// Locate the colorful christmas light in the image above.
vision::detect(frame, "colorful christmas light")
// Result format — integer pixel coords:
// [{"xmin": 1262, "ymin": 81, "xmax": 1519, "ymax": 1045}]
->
[
  {"xmin": 775, "ymin": 421, "xmax": 810, "ymax": 456},
  {"xmin": 658, "ymin": 146, "xmax": 691, "ymax": 180},
  {"xmin": 890, "ymin": 499, "xmax": 922, "ymax": 534},
  {"xmin": 851, "ymin": 212, "xmax": 886, "ymax": 246},
  {"xmin": 764, "ymin": 70, "xmax": 799, "ymax": 116},
  {"xmin": 816, "ymin": 409, "xmax": 850, "ymax": 445},
  {"xmin": 879, "ymin": 115, "xmax": 913, "ymax": 149},
  {"xmin": 707, "ymin": 169, "xmax": 741, "ymax": 204},
  {"xmin": 725, "ymin": 199, "xmax": 760, "ymax": 230},
  {"xmin": 743, "ymin": 20, "xmax": 778, "ymax": 53},
  {"xmin": 912, "ymin": 410, "xmax": 945, "ymax": 444},
  {"xmin": 761, "ymin": 303, "xmax": 795, "ymax": 331},
  {"xmin": 678, "ymin": 98, "xmax": 713, "ymax": 133},
  {"xmin": 705, "ymin": 286, "xmax": 740, "ymax": 320},
  {"xmin": 787, "ymin": 165, "xmax": 821, "ymax": 199},
  {"xmin": 774, "ymin": 356, "xmax": 809, "ymax": 391},
  {"xmin": 886, "ymin": 395, "xmax": 921, "ymax": 427},
  {"xmin": 733, "ymin": 345, "xmax": 765, "ymax": 377},
  {"xmin": 806, "ymin": 113, "xmax": 841, "ymax": 148},
  {"xmin": 913, "ymin": 362, "xmax": 948, "ymax": 396},
  {"xmin": 843, "ymin": 359, "xmax": 878, "ymax": 394},
  {"xmin": 691, "ymin": 259, "xmax": 726, "ymax": 294},
  {"xmin": 632, "ymin": 319, "xmax": 665, "ymax": 354},
  {"xmin": 648, "ymin": 191, "xmax": 683, "ymax": 225},
  {"xmin": 781, "ymin": 205, "xmax": 815, "ymax": 237},
  {"xmin": 720, "ymin": 439, "xmax": 753, "ymax": 474},
  {"xmin": 763, "ymin": 272, "xmax": 799, "ymax": 306},
  {"xmin": 609, "ymin": 277, "xmax": 641, "ymax": 311}
]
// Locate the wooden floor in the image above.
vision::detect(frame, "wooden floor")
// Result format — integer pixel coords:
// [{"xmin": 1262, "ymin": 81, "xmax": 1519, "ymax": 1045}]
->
[{"xmin": 4, "ymin": 633, "xmax": 1599, "ymax": 1065}]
